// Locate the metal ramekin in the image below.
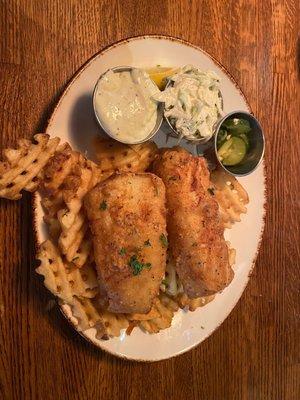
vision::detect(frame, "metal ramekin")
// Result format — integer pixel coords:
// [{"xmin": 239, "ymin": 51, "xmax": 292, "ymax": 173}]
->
[
  {"xmin": 213, "ymin": 110, "xmax": 265, "ymax": 176},
  {"xmin": 163, "ymin": 79, "xmax": 224, "ymax": 144},
  {"xmin": 93, "ymin": 66, "xmax": 163, "ymax": 145}
]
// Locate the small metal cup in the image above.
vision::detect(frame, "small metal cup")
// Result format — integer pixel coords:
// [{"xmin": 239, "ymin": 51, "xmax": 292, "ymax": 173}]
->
[
  {"xmin": 163, "ymin": 79, "xmax": 224, "ymax": 144},
  {"xmin": 214, "ymin": 111, "xmax": 265, "ymax": 176},
  {"xmin": 93, "ymin": 66, "xmax": 163, "ymax": 145}
]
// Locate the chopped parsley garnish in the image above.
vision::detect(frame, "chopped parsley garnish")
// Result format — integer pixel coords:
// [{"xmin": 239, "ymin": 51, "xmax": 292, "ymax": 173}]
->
[
  {"xmin": 159, "ymin": 233, "xmax": 168, "ymax": 248},
  {"xmin": 208, "ymin": 187, "xmax": 215, "ymax": 195},
  {"xmin": 144, "ymin": 239, "xmax": 151, "ymax": 247},
  {"xmin": 162, "ymin": 278, "xmax": 168, "ymax": 286},
  {"xmin": 128, "ymin": 255, "xmax": 151, "ymax": 276},
  {"xmin": 72, "ymin": 256, "xmax": 79, "ymax": 262},
  {"xmin": 119, "ymin": 248, "xmax": 126, "ymax": 256},
  {"xmin": 99, "ymin": 200, "xmax": 107, "ymax": 210}
]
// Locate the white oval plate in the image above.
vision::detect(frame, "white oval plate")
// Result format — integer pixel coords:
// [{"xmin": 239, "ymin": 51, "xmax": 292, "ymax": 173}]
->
[{"xmin": 34, "ymin": 35, "xmax": 266, "ymax": 361}]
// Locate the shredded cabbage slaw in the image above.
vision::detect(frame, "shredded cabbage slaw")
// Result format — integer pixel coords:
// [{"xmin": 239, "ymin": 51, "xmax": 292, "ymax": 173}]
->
[
  {"xmin": 160, "ymin": 259, "xmax": 183, "ymax": 297},
  {"xmin": 154, "ymin": 65, "xmax": 223, "ymax": 141}
]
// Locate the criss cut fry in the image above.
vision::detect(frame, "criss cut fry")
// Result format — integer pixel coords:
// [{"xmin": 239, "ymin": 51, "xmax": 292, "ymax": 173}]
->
[
  {"xmin": 127, "ymin": 307, "xmax": 160, "ymax": 321},
  {"xmin": 58, "ymin": 210, "xmax": 87, "ymax": 261},
  {"xmin": 62, "ymin": 156, "xmax": 94, "ymax": 214},
  {"xmin": 67, "ymin": 263, "xmax": 99, "ymax": 298},
  {"xmin": 0, "ymin": 134, "xmax": 60, "ymax": 200},
  {"xmin": 36, "ymin": 240, "xmax": 99, "ymax": 304},
  {"xmin": 42, "ymin": 193, "xmax": 65, "ymax": 240},
  {"xmin": 53, "ymin": 156, "xmax": 103, "ymax": 264},
  {"xmin": 129, "ymin": 141, "xmax": 158, "ymax": 171},
  {"xmin": 71, "ymin": 297, "xmax": 104, "ymax": 332},
  {"xmin": 138, "ymin": 294, "xmax": 179, "ymax": 334},
  {"xmin": 44, "ymin": 217, "xmax": 62, "ymax": 241},
  {"xmin": 98, "ymin": 309, "xmax": 129, "ymax": 338},
  {"xmin": 70, "ymin": 236, "xmax": 93, "ymax": 268},
  {"xmin": 39, "ymin": 143, "xmax": 105, "ymax": 265},
  {"xmin": 210, "ymin": 168, "xmax": 249, "ymax": 228},
  {"xmin": 41, "ymin": 143, "xmax": 78, "ymax": 194},
  {"xmin": 70, "ymin": 297, "xmax": 129, "ymax": 338},
  {"xmin": 94, "ymin": 137, "xmax": 158, "ymax": 174},
  {"xmin": 94, "ymin": 137, "xmax": 140, "ymax": 173},
  {"xmin": 176, "ymin": 293, "xmax": 215, "ymax": 311},
  {"xmin": 42, "ymin": 193, "xmax": 64, "ymax": 218},
  {"xmin": 36, "ymin": 240, "xmax": 73, "ymax": 303},
  {"xmin": 228, "ymin": 245, "xmax": 236, "ymax": 267}
]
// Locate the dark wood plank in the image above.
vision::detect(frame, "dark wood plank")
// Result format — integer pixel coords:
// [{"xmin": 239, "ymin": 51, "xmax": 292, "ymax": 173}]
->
[{"xmin": 0, "ymin": 0, "xmax": 299, "ymax": 399}]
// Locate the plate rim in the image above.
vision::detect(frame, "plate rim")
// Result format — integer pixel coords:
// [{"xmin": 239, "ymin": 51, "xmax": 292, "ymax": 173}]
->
[{"xmin": 32, "ymin": 34, "xmax": 267, "ymax": 361}]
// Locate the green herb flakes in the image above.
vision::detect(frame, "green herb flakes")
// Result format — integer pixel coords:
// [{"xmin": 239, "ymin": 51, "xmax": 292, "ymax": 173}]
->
[
  {"xmin": 144, "ymin": 239, "xmax": 151, "ymax": 247},
  {"xmin": 208, "ymin": 187, "xmax": 215, "ymax": 195},
  {"xmin": 119, "ymin": 248, "xmax": 126, "ymax": 256},
  {"xmin": 99, "ymin": 200, "xmax": 107, "ymax": 210},
  {"xmin": 128, "ymin": 255, "xmax": 152, "ymax": 276},
  {"xmin": 159, "ymin": 233, "xmax": 168, "ymax": 248}
]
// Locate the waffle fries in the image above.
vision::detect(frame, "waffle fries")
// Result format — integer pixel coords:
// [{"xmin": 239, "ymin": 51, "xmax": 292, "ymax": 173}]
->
[
  {"xmin": 0, "ymin": 132, "xmax": 251, "ymax": 341},
  {"xmin": 176, "ymin": 293, "xmax": 215, "ymax": 311},
  {"xmin": 36, "ymin": 240, "xmax": 73, "ymax": 303},
  {"xmin": 0, "ymin": 134, "xmax": 60, "ymax": 200},
  {"xmin": 42, "ymin": 143, "xmax": 77, "ymax": 194},
  {"xmin": 67, "ymin": 263, "xmax": 99, "ymax": 298},
  {"xmin": 41, "ymin": 144, "xmax": 104, "ymax": 266},
  {"xmin": 138, "ymin": 294, "xmax": 179, "ymax": 334},
  {"xmin": 98, "ymin": 309, "xmax": 129, "ymax": 338},
  {"xmin": 36, "ymin": 240, "xmax": 99, "ymax": 302},
  {"xmin": 70, "ymin": 297, "xmax": 129, "ymax": 338},
  {"xmin": 210, "ymin": 168, "xmax": 249, "ymax": 228},
  {"xmin": 70, "ymin": 297, "xmax": 104, "ymax": 332},
  {"xmin": 94, "ymin": 137, "xmax": 158, "ymax": 174}
]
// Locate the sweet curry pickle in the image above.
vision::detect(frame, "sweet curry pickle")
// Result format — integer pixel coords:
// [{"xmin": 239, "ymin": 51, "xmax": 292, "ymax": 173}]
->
[{"xmin": 217, "ymin": 118, "xmax": 252, "ymax": 166}]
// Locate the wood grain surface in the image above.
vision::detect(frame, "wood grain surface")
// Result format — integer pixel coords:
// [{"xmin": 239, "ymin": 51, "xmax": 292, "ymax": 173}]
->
[{"xmin": 0, "ymin": 1, "xmax": 299, "ymax": 399}]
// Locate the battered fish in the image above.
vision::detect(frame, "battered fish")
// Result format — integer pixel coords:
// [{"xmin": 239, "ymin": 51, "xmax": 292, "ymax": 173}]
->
[
  {"xmin": 84, "ymin": 173, "xmax": 167, "ymax": 314},
  {"xmin": 153, "ymin": 148, "xmax": 233, "ymax": 298}
]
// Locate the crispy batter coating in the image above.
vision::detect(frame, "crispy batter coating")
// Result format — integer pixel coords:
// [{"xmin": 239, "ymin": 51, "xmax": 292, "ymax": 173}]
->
[
  {"xmin": 153, "ymin": 148, "xmax": 233, "ymax": 298},
  {"xmin": 84, "ymin": 173, "xmax": 167, "ymax": 314}
]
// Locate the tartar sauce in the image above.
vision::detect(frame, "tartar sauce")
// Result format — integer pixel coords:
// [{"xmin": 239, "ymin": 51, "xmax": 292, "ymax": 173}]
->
[
  {"xmin": 154, "ymin": 65, "xmax": 223, "ymax": 141},
  {"xmin": 94, "ymin": 68, "xmax": 160, "ymax": 143}
]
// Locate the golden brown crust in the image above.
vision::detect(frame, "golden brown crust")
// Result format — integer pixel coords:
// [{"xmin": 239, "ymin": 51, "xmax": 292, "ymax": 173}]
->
[
  {"xmin": 84, "ymin": 172, "xmax": 167, "ymax": 314},
  {"xmin": 153, "ymin": 148, "xmax": 233, "ymax": 298}
]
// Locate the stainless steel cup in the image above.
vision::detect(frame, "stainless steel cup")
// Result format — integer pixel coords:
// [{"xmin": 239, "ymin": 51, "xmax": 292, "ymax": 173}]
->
[
  {"xmin": 93, "ymin": 66, "xmax": 163, "ymax": 145},
  {"xmin": 213, "ymin": 111, "xmax": 265, "ymax": 176}
]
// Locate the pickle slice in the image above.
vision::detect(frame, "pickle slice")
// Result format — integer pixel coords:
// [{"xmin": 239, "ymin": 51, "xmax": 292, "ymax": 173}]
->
[
  {"xmin": 239, "ymin": 133, "xmax": 250, "ymax": 150},
  {"xmin": 217, "ymin": 138, "xmax": 233, "ymax": 159},
  {"xmin": 221, "ymin": 137, "xmax": 247, "ymax": 166}
]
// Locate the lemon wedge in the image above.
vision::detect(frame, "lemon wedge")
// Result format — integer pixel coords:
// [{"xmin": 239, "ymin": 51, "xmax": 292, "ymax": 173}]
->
[{"xmin": 146, "ymin": 67, "xmax": 177, "ymax": 90}]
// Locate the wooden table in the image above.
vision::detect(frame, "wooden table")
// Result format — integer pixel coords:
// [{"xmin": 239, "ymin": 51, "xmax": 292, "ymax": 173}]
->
[{"xmin": 0, "ymin": 1, "xmax": 299, "ymax": 399}]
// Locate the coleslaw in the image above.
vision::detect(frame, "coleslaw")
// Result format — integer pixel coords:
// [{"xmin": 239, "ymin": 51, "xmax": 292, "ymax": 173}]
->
[{"xmin": 154, "ymin": 65, "xmax": 223, "ymax": 141}]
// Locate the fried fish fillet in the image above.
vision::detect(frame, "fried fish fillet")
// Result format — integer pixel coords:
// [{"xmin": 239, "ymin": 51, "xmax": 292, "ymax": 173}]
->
[
  {"xmin": 84, "ymin": 173, "xmax": 167, "ymax": 314},
  {"xmin": 153, "ymin": 148, "xmax": 233, "ymax": 298}
]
